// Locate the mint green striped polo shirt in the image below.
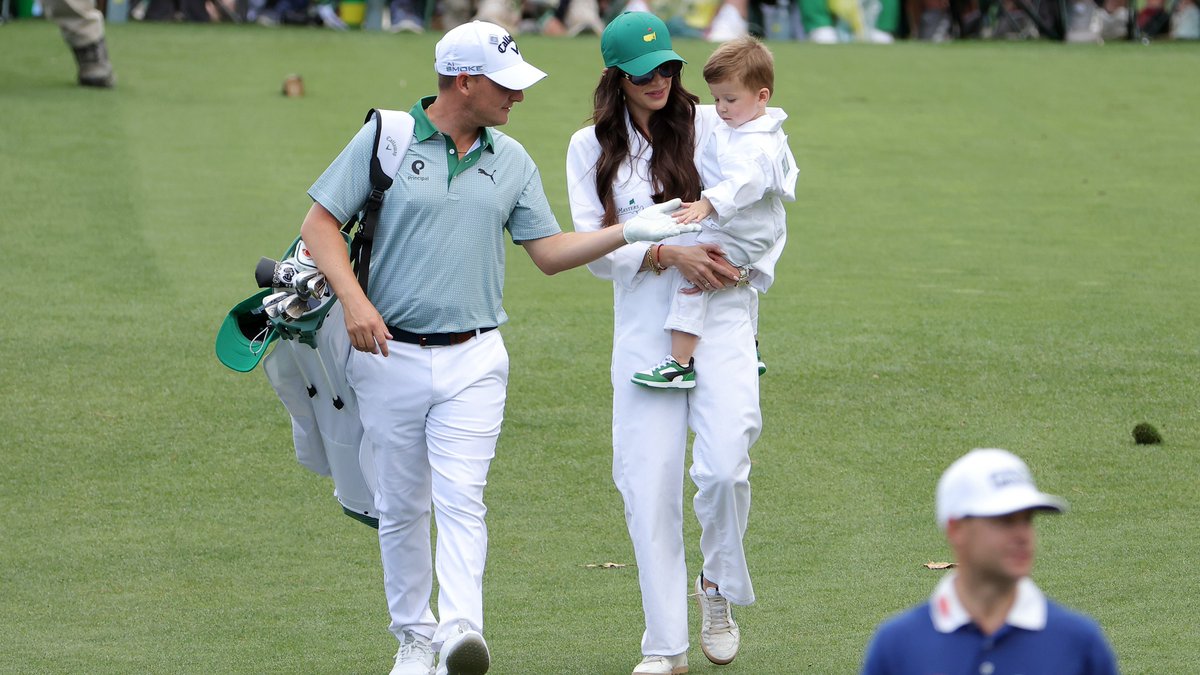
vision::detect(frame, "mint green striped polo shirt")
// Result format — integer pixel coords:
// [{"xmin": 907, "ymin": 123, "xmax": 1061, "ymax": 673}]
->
[{"xmin": 308, "ymin": 96, "xmax": 562, "ymax": 334}]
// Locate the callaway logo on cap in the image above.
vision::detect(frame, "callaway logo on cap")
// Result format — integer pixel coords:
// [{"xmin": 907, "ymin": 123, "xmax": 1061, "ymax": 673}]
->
[{"xmin": 435, "ymin": 21, "xmax": 547, "ymax": 90}]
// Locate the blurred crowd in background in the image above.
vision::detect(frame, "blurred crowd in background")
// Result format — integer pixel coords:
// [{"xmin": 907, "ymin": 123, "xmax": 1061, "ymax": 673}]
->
[{"xmin": 6, "ymin": 0, "xmax": 1199, "ymax": 43}]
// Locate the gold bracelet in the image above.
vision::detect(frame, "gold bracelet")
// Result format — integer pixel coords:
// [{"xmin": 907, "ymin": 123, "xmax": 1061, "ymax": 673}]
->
[
  {"xmin": 644, "ymin": 245, "xmax": 663, "ymax": 275},
  {"xmin": 648, "ymin": 244, "xmax": 666, "ymax": 275}
]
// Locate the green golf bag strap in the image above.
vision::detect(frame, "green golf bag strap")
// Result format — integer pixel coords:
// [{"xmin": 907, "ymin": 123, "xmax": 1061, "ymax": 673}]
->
[{"xmin": 345, "ymin": 108, "xmax": 416, "ymax": 295}]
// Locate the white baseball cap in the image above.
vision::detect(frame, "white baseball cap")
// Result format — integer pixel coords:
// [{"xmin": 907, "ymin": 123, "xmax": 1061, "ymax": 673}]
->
[
  {"xmin": 434, "ymin": 21, "xmax": 547, "ymax": 91},
  {"xmin": 936, "ymin": 449, "xmax": 1068, "ymax": 529}
]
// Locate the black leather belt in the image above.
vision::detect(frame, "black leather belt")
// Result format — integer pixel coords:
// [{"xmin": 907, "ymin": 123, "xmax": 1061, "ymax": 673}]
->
[{"xmin": 387, "ymin": 325, "xmax": 496, "ymax": 347}]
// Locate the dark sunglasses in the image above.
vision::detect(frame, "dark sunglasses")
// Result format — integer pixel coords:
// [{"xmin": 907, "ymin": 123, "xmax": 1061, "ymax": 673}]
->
[{"xmin": 624, "ymin": 61, "xmax": 683, "ymax": 86}]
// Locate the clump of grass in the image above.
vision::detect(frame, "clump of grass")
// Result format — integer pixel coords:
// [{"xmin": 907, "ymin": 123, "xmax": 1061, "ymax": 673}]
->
[{"xmin": 1132, "ymin": 422, "xmax": 1163, "ymax": 445}]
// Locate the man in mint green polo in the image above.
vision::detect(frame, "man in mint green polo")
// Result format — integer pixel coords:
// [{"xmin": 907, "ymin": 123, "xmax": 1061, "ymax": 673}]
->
[{"xmin": 299, "ymin": 21, "xmax": 696, "ymax": 675}]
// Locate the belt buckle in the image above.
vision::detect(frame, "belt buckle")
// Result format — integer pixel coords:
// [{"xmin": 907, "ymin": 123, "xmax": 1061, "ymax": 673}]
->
[
  {"xmin": 736, "ymin": 268, "xmax": 751, "ymax": 288},
  {"xmin": 419, "ymin": 335, "xmax": 434, "ymax": 348}
]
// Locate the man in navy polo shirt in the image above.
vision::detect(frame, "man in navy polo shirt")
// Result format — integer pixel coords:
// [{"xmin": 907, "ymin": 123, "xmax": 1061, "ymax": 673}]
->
[{"xmin": 861, "ymin": 449, "xmax": 1118, "ymax": 675}]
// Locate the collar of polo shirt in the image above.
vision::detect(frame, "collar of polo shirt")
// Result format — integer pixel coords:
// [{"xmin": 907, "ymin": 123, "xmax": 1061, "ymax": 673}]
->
[
  {"xmin": 928, "ymin": 573, "xmax": 1048, "ymax": 634},
  {"xmin": 411, "ymin": 96, "xmax": 496, "ymax": 150}
]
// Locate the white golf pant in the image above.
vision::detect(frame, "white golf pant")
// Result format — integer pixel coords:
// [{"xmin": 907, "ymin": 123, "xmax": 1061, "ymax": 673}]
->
[
  {"xmin": 611, "ymin": 283, "xmax": 760, "ymax": 657},
  {"xmin": 347, "ymin": 330, "xmax": 508, "ymax": 648}
]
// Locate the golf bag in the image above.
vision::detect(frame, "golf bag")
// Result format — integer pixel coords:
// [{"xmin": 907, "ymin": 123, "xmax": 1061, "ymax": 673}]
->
[{"xmin": 219, "ymin": 108, "xmax": 415, "ymax": 528}]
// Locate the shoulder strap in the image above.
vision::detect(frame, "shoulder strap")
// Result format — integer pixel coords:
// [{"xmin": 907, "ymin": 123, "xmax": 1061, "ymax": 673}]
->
[{"xmin": 347, "ymin": 108, "xmax": 416, "ymax": 295}]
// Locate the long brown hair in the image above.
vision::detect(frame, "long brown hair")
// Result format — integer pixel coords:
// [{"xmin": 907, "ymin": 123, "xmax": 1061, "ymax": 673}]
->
[{"xmin": 590, "ymin": 67, "xmax": 702, "ymax": 228}]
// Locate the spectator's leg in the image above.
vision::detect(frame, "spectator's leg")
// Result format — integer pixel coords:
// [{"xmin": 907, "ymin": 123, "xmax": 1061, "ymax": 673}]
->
[
  {"xmin": 388, "ymin": 0, "xmax": 424, "ymax": 31},
  {"xmin": 873, "ymin": 0, "xmax": 900, "ymax": 36},
  {"xmin": 41, "ymin": 0, "xmax": 115, "ymax": 87},
  {"xmin": 708, "ymin": 0, "xmax": 750, "ymax": 39},
  {"xmin": 564, "ymin": 0, "xmax": 604, "ymax": 34},
  {"xmin": 142, "ymin": 0, "xmax": 175, "ymax": 19},
  {"xmin": 440, "ymin": 0, "xmax": 471, "ymax": 28},
  {"xmin": 799, "ymin": 0, "xmax": 838, "ymax": 39},
  {"xmin": 181, "ymin": 0, "xmax": 210, "ymax": 20},
  {"xmin": 540, "ymin": 0, "xmax": 569, "ymax": 35},
  {"xmin": 475, "ymin": 0, "xmax": 519, "ymax": 31}
]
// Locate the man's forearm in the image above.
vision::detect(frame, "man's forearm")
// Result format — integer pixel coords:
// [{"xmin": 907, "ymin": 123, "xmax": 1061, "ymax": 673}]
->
[
  {"xmin": 298, "ymin": 202, "xmax": 369, "ymax": 305},
  {"xmin": 524, "ymin": 225, "xmax": 628, "ymax": 276}
]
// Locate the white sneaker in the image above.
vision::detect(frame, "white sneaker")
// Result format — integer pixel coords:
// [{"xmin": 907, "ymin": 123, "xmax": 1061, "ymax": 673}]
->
[
  {"xmin": 316, "ymin": 3, "xmax": 348, "ymax": 30},
  {"xmin": 632, "ymin": 654, "xmax": 688, "ymax": 674},
  {"xmin": 1066, "ymin": 0, "xmax": 1102, "ymax": 42},
  {"xmin": 390, "ymin": 630, "xmax": 435, "ymax": 675},
  {"xmin": 694, "ymin": 576, "xmax": 740, "ymax": 665},
  {"xmin": 809, "ymin": 25, "xmax": 839, "ymax": 43},
  {"xmin": 436, "ymin": 621, "xmax": 490, "ymax": 675},
  {"xmin": 866, "ymin": 28, "xmax": 895, "ymax": 43}
]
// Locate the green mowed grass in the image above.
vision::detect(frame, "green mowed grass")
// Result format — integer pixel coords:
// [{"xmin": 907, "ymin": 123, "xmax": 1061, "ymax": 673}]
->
[{"xmin": 2, "ymin": 22, "xmax": 1198, "ymax": 673}]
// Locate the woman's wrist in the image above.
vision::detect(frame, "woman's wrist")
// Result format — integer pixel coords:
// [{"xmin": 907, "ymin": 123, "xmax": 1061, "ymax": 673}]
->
[
  {"xmin": 654, "ymin": 244, "xmax": 674, "ymax": 270},
  {"xmin": 643, "ymin": 244, "xmax": 667, "ymax": 275}
]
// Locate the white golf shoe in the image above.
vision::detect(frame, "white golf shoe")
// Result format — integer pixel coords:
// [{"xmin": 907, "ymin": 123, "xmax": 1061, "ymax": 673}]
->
[
  {"xmin": 695, "ymin": 576, "xmax": 740, "ymax": 665},
  {"xmin": 809, "ymin": 25, "xmax": 839, "ymax": 44},
  {"xmin": 436, "ymin": 621, "xmax": 490, "ymax": 675},
  {"xmin": 389, "ymin": 630, "xmax": 435, "ymax": 675},
  {"xmin": 632, "ymin": 653, "xmax": 688, "ymax": 674}
]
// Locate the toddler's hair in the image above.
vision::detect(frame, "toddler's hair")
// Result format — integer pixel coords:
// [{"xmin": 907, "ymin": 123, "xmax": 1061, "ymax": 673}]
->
[{"xmin": 702, "ymin": 36, "xmax": 774, "ymax": 96}]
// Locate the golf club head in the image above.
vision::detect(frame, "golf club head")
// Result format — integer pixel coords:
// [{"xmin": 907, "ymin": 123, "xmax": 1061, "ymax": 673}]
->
[
  {"xmin": 263, "ymin": 290, "xmax": 291, "ymax": 302},
  {"xmin": 281, "ymin": 295, "xmax": 307, "ymax": 320},
  {"xmin": 262, "ymin": 290, "xmax": 292, "ymax": 315},
  {"xmin": 292, "ymin": 270, "xmax": 324, "ymax": 298},
  {"xmin": 306, "ymin": 275, "xmax": 327, "ymax": 298}
]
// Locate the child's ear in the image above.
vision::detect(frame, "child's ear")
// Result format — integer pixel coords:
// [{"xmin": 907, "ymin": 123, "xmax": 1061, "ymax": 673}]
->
[{"xmin": 758, "ymin": 87, "xmax": 771, "ymax": 105}]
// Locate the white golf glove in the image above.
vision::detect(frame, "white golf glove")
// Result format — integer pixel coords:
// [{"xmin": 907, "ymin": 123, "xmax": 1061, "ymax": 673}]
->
[{"xmin": 622, "ymin": 199, "xmax": 700, "ymax": 244}]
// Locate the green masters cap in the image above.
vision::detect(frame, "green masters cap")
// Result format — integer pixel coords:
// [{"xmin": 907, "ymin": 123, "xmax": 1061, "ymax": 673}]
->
[
  {"xmin": 215, "ymin": 288, "xmax": 279, "ymax": 372},
  {"xmin": 601, "ymin": 11, "xmax": 685, "ymax": 76}
]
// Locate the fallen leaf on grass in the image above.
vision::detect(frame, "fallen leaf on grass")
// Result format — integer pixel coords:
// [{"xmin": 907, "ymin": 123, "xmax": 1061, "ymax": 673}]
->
[
  {"xmin": 583, "ymin": 562, "xmax": 628, "ymax": 569},
  {"xmin": 924, "ymin": 562, "xmax": 957, "ymax": 570}
]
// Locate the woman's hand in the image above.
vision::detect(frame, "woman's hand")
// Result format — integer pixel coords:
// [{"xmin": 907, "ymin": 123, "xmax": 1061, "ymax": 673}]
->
[{"xmin": 659, "ymin": 243, "xmax": 740, "ymax": 291}]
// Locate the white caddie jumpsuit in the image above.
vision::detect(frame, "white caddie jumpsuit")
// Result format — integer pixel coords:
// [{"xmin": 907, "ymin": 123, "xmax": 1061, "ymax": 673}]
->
[
  {"xmin": 566, "ymin": 105, "xmax": 781, "ymax": 658},
  {"xmin": 666, "ymin": 108, "xmax": 797, "ymax": 338}
]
